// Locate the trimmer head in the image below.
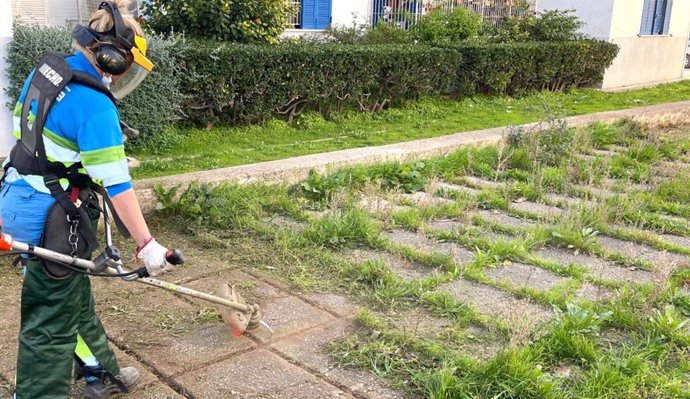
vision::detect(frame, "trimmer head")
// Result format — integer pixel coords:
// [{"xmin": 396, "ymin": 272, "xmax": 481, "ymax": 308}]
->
[{"xmin": 217, "ymin": 283, "xmax": 263, "ymax": 337}]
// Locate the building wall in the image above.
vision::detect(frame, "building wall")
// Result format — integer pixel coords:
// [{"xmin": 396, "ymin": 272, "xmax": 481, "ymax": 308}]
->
[
  {"xmin": 332, "ymin": 0, "xmax": 370, "ymax": 26},
  {"xmin": 535, "ymin": 0, "xmax": 614, "ymax": 39},
  {"xmin": 1, "ymin": 0, "xmax": 16, "ymax": 156},
  {"xmin": 537, "ymin": 0, "xmax": 690, "ymax": 90},
  {"xmin": 603, "ymin": 0, "xmax": 690, "ymax": 89}
]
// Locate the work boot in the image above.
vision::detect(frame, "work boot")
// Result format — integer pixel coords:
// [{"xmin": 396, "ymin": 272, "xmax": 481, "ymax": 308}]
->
[{"xmin": 83, "ymin": 367, "xmax": 140, "ymax": 399}]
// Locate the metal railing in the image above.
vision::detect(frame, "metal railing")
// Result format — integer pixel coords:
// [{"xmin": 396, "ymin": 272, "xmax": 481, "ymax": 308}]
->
[
  {"xmin": 287, "ymin": 0, "xmax": 302, "ymax": 28},
  {"xmin": 370, "ymin": 0, "xmax": 533, "ymax": 28}
]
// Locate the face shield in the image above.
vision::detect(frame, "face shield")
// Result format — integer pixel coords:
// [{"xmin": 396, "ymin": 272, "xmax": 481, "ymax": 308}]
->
[{"xmin": 110, "ymin": 35, "xmax": 154, "ymax": 100}]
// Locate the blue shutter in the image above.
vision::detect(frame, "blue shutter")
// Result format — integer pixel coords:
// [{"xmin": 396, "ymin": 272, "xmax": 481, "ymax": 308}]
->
[
  {"xmin": 640, "ymin": 0, "xmax": 656, "ymax": 35},
  {"xmin": 301, "ymin": 0, "xmax": 317, "ymax": 29},
  {"xmin": 652, "ymin": 0, "xmax": 666, "ymax": 34},
  {"xmin": 662, "ymin": 0, "xmax": 673, "ymax": 34},
  {"xmin": 301, "ymin": 0, "xmax": 330, "ymax": 29},
  {"xmin": 315, "ymin": 0, "xmax": 332, "ymax": 29}
]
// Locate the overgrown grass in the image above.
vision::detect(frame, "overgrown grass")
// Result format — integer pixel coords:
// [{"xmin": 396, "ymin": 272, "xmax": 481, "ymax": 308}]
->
[
  {"xmin": 131, "ymin": 80, "xmax": 690, "ymax": 179},
  {"xmin": 151, "ymin": 115, "xmax": 690, "ymax": 399}
]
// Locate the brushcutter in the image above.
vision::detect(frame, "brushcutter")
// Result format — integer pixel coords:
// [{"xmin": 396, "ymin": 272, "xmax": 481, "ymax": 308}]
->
[{"xmin": 0, "ymin": 209, "xmax": 266, "ymax": 337}]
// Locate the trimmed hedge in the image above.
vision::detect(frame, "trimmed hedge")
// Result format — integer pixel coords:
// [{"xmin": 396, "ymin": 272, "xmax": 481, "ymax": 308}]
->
[
  {"xmin": 452, "ymin": 40, "xmax": 619, "ymax": 96},
  {"xmin": 4, "ymin": 24, "xmax": 183, "ymax": 147},
  {"xmin": 180, "ymin": 43, "xmax": 459, "ymax": 125}
]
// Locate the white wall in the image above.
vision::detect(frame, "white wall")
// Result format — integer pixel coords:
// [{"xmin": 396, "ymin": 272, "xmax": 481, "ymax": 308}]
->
[
  {"xmin": 1, "ymin": 0, "xmax": 16, "ymax": 156},
  {"xmin": 535, "ymin": 0, "xmax": 615, "ymax": 39},
  {"xmin": 332, "ymin": 0, "xmax": 370, "ymax": 27}
]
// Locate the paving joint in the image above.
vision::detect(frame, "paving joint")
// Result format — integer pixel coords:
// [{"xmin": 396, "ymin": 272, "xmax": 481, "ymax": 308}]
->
[{"xmin": 106, "ymin": 336, "xmax": 195, "ymax": 399}]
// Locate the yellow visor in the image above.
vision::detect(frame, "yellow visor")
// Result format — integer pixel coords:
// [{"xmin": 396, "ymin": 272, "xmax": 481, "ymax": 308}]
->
[{"xmin": 132, "ymin": 35, "xmax": 154, "ymax": 72}]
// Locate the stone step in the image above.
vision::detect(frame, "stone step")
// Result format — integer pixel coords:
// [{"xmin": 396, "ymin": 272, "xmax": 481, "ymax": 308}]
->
[{"xmin": 437, "ymin": 279, "xmax": 552, "ymax": 331}]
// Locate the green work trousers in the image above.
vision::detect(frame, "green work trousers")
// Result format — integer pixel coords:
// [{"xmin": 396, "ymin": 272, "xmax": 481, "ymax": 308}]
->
[{"xmin": 14, "ymin": 258, "xmax": 120, "ymax": 399}]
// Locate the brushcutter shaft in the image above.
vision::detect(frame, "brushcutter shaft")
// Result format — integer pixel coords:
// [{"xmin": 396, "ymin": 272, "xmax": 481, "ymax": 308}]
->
[{"xmin": 6, "ymin": 238, "xmax": 252, "ymax": 313}]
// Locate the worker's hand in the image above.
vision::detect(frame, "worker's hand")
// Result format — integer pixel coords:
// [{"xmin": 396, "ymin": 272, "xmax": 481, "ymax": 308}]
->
[{"xmin": 136, "ymin": 238, "xmax": 174, "ymax": 277}]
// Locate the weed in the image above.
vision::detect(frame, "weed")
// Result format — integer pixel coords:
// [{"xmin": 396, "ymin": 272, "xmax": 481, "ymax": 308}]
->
[
  {"xmin": 589, "ymin": 122, "xmax": 622, "ymax": 148},
  {"xmin": 302, "ymin": 209, "xmax": 382, "ymax": 249}
]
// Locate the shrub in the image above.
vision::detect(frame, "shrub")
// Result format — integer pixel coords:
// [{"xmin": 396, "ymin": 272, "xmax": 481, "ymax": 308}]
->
[
  {"xmin": 491, "ymin": 9, "xmax": 584, "ymax": 42},
  {"xmin": 180, "ymin": 42, "xmax": 459, "ymax": 125},
  {"xmin": 413, "ymin": 7, "xmax": 482, "ymax": 45},
  {"xmin": 5, "ymin": 24, "xmax": 183, "ymax": 149},
  {"xmin": 451, "ymin": 40, "xmax": 619, "ymax": 95},
  {"xmin": 324, "ymin": 22, "xmax": 412, "ymax": 45},
  {"xmin": 142, "ymin": 0, "xmax": 292, "ymax": 44}
]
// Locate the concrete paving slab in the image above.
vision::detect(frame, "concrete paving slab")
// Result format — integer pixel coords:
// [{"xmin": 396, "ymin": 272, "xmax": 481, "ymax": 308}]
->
[
  {"xmin": 271, "ymin": 319, "xmax": 404, "ymax": 399},
  {"xmin": 433, "ymin": 182, "xmax": 481, "ymax": 196},
  {"xmin": 386, "ymin": 229, "xmax": 475, "ymax": 265},
  {"xmin": 174, "ymin": 349, "xmax": 355, "ymax": 399},
  {"xmin": 463, "ymin": 176, "xmax": 502, "ymax": 189},
  {"xmin": 426, "ymin": 219, "xmax": 465, "ymax": 233},
  {"xmin": 574, "ymin": 283, "xmax": 613, "ymax": 303},
  {"xmin": 437, "ymin": 279, "xmax": 552, "ymax": 330},
  {"xmin": 484, "ymin": 262, "xmax": 567, "ymax": 292},
  {"xmin": 598, "ymin": 236, "xmax": 690, "ymax": 268},
  {"xmin": 511, "ymin": 200, "xmax": 564, "ymax": 218},
  {"xmin": 382, "ymin": 308, "xmax": 454, "ymax": 340},
  {"xmin": 661, "ymin": 233, "xmax": 690, "ymax": 248},
  {"xmin": 475, "ymin": 209, "xmax": 535, "ymax": 230},
  {"xmin": 263, "ymin": 215, "xmax": 306, "ymax": 232},
  {"xmin": 358, "ymin": 197, "xmax": 408, "ymax": 213},
  {"xmin": 535, "ymin": 247, "xmax": 653, "ymax": 284},
  {"xmin": 0, "ymin": 381, "xmax": 12, "ymax": 398},
  {"xmin": 301, "ymin": 292, "xmax": 360, "ymax": 318},
  {"xmin": 544, "ymin": 193, "xmax": 582, "ymax": 207},
  {"xmin": 184, "ymin": 274, "xmax": 335, "ymax": 343},
  {"xmin": 398, "ymin": 191, "xmax": 454, "ymax": 207},
  {"xmin": 125, "ymin": 383, "xmax": 186, "ymax": 399},
  {"xmin": 348, "ymin": 249, "xmax": 441, "ymax": 281}
]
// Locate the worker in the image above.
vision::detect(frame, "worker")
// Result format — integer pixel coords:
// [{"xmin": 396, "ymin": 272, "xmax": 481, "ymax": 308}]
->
[{"xmin": 0, "ymin": 0, "xmax": 178, "ymax": 397}]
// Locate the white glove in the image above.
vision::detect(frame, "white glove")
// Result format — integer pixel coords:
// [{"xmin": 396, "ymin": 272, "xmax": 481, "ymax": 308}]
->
[{"xmin": 136, "ymin": 238, "xmax": 174, "ymax": 277}]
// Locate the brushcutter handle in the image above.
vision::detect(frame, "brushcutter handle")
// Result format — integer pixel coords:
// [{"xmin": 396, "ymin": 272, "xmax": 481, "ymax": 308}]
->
[{"xmin": 166, "ymin": 249, "xmax": 185, "ymax": 265}]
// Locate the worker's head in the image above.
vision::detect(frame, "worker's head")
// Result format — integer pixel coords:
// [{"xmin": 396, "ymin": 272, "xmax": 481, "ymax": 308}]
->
[{"xmin": 71, "ymin": 0, "xmax": 153, "ymax": 99}]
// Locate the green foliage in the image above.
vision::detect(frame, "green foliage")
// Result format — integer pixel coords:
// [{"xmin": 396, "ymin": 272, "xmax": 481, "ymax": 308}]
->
[
  {"xmin": 302, "ymin": 209, "xmax": 381, "ymax": 249},
  {"xmin": 374, "ymin": 162, "xmax": 428, "ymax": 193},
  {"xmin": 323, "ymin": 22, "xmax": 412, "ymax": 45},
  {"xmin": 589, "ymin": 122, "xmax": 623, "ymax": 148},
  {"xmin": 491, "ymin": 9, "xmax": 584, "ymax": 42},
  {"xmin": 154, "ymin": 182, "xmax": 279, "ymax": 230},
  {"xmin": 5, "ymin": 24, "xmax": 183, "ymax": 150},
  {"xmin": 181, "ymin": 42, "xmax": 459, "ymax": 125},
  {"xmin": 451, "ymin": 40, "xmax": 619, "ymax": 95},
  {"xmin": 413, "ymin": 8, "xmax": 481, "ymax": 46},
  {"xmin": 143, "ymin": 0, "xmax": 291, "ymax": 44}
]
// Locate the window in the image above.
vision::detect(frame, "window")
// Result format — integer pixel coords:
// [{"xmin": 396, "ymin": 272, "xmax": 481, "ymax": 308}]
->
[
  {"xmin": 640, "ymin": 0, "xmax": 673, "ymax": 35},
  {"xmin": 300, "ymin": 0, "xmax": 332, "ymax": 29}
]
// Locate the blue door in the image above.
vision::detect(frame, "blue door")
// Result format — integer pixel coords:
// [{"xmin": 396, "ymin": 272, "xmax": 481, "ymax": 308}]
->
[{"xmin": 301, "ymin": 0, "xmax": 332, "ymax": 29}]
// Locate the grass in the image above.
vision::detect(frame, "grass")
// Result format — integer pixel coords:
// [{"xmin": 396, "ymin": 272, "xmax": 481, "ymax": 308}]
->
[
  {"xmin": 146, "ymin": 115, "xmax": 690, "ymax": 399},
  {"xmin": 130, "ymin": 80, "xmax": 690, "ymax": 179}
]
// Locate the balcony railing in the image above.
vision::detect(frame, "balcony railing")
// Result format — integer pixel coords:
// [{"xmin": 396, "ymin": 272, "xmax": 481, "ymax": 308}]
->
[
  {"xmin": 370, "ymin": 0, "xmax": 533, "ymax": 28},
  {"xmin": 287, "ymin": 0, "xmax": 302, "ymax": 28}
]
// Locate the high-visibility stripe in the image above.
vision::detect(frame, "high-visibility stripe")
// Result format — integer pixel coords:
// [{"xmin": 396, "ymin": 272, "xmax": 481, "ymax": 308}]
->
[
  {"xmin": 84, "ymin": 159, "xmax": 130, "ymax": 187},
  {"xmin": 80, "ymin": 145, "xmax": 126, "ymax": 166}
]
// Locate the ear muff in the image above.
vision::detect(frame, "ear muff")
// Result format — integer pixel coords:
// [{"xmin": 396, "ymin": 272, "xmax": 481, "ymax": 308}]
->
[
  {"xmin": 94, "ymin": 43, "xmax": 131, "ymax": 75},
  {"xmin": 70, "ymin": 1, "xmax": 135, "ymax": 75}
]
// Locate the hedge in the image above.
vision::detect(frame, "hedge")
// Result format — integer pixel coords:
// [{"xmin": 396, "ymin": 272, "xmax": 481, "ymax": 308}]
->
[
  {"xmin": 5, "ymin": 24, "xmax": 619, "ymax": 141},
  {"xmin": 4, "ymin": 24, "xmax": 183, "ymax": 147},
  {"xmin": 179, "ymin": 42, "xmax": 459, "ymax": 125},
  {"xmin": 451, "ymin": 40, "xmax": 619, "ymax": 96}
]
